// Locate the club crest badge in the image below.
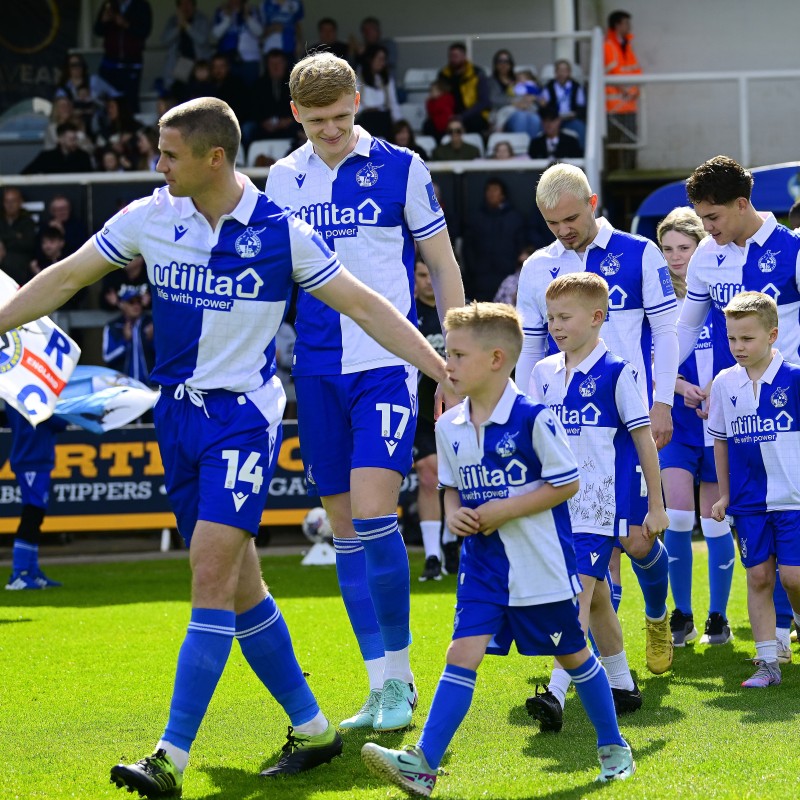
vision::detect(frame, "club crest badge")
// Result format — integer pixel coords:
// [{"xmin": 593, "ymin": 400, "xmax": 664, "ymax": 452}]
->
[
  {"xmin": 579, "ymin": 374, "xmax": 599, "ymax": 397},
  {"xmin": 0, "ymin": 329, "xmax": 23, "ymax": 373},
  {"xmin": 758, "ymin": 249, "xmax": 780, "ymax": 273},
  {"xmin": 495, "ymin": 431, "xmax": 518, "ymax": 457},
  {"xmin": 355, "ymin": 161, "xmax": 383, "ymax": 187},
  {"xmin": 771, "ymin": 386, "xmax": 789, "ymax": 408},
  {"xmin": 599, "ymin": 252, "xmax": 623, "ymax": 276},
  {"xmin": 235, "ymin": 226, "xmax": 266, "ymax": 258}
]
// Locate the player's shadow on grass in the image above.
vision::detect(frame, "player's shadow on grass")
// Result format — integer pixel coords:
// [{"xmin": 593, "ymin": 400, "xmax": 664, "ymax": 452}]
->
[{"xmin": 0, "ymin": 617, "xmax": 33, "ymax": 624}]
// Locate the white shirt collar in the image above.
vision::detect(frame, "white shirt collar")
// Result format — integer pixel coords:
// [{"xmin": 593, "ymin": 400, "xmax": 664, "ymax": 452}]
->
[
  {"xmin": 553, "ymin": 339, "xmax": 608, "ymax": 375},
  {"xmin": 452, "ymin": 380, "xmax": 522, "ymax": 426},
  {"xmin": 732, "ymin": 350, "xmax": 784, "ymax": 387},
  {"xmin": 750, "ymin": 212, "xmax": 777, "ymax": 246}
]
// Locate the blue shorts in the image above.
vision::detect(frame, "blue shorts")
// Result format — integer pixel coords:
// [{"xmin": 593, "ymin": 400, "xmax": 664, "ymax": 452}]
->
[
  {"xmin": 453, "ymin": 597, "xmax": 586, "ymax": 657},
  {"xmin": 659, "ymin": 440, "xmax": 718, "ymax": 483},
  {"xmin": 295, "ymin": 365, "xmax": 418, "ymax": 497},
  {"xmin": 734, "ymin": 511, "xmax": 800, "ymax": 568},
  {"xmin": 628, "ymin": 454, "xmax": 648, "ymax": 528},
  {"xmin": 154, "ymin": 382, "xmax": 283, "ymax": 544},
  {"xmin": 574, "ymin": 532, "xmax": 619, "ymax": 579},
  {"xmin": 17, "ymin": 470, "xmax": 50, "ymax": 509}
]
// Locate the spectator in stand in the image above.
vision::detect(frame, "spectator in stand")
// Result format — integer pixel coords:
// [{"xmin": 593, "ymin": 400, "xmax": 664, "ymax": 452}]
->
[
  {"xmin": 487, "ymin": 49, "xmax": 517, "ymax": 131},
  {"xmin": 101, "ymin": 254, "xmax": 151, "ymax": 311},
  {"xmin": 541, "ymin": 58, "xmax": 587, "ymax": 149},
  {"xmin": 423, "ymin": 78, "xmax": 455, "ymax": 141},
  {"xmin": 0, "ymin": 189, "xmax": 37, "ymax": 286},
  {"xmin": 22, "ymin": 122, "xmax": 95, "ymax": 175},
  {"xmin": 463, "ymin": 177, "xmax": 525, "ymax": 300},
  {"xmin": 355, "ymin": 45, "xmax": 401, "ymax": 140},
  {"xmin": 208, "ymin": 54, "xmax": 250, "ymax": 127},
  {"xmin": 212, "ymin": 0, "xmax": 264, "ymax": 86},
  {"xmin": 494, "ymin": 243, "xmax": 535, "ymax": 305},
  {"xmin": 389, "ymin": 120, "xmax": 428, "ymax": 160},
  {"xmin": 135, "ymin": 126, "xmax": 160, "ymax": 170},
  {"xmin": 92, "ymin": 96, "xmax": 139, "ymax": 167},
  {"xmin": 431, "ymin": 117, "xmax": 480, "ymax": 162},
  {"xmin": 44, "ymin": 96, "xmax": 94, "ymax": 153},
  {"xmin": 39, "ymin": 195, "xmax": 87, "ymax": 258},
  {"xmin": 261, "ymin": 0, "xmax": 304, "ymax": 63},
  {"xmin": 503, "ymin": 68, "xmax": 545, "ymax": 139},
  {"xmin": 528, "ymin": 105, "xmax": 583, "ymax": 162},
  {"xmin": 103, "ymin": 286, "xmax": 156, "ymax": 386},
  {"xmin": 251, "ymin": 49, "xmax": 298, "ymax": 144},
  {"xmin": 55, "ymin": 52, "xmax": 120, "ymax": 125},
  {"xmin": 490, "ymin": 140, "xmax": 515, "ymax": 159},
  {"xmin": 313, "ymin": 17, "xmax": 349, "ymax": 61},
  {"xmin": 161, "ymin": 0, "xmax": 212, "ymax": 95},
  {"xmin": 28, "ymin": 226, "xmax": 88, "ymax": 311},
  {"xmin": 350, "ymin": 17, "xmax": 397, "ymax": 77},
  {"xmin": 437, "ymin": 42, "xmax": 491, "ymax": 135},
  {"xmin": 177, "ymin": 59, "xmax": 214, "ymax": 103},
  {"xmin": 604, "ymin": 9, "xmax": 641, "ymax": 170},
  {"xmin": 93, "ymin": 0, "xmax": 153, "ymax": 113},
  {"xmin": 98, "ymin": 147, "xmax": 125, "ymax": 172}
]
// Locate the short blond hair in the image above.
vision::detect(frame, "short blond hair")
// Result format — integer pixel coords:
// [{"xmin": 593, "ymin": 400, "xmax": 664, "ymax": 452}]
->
[
  {"xmin": 545, "ymin": 272, "xmax": 609, "ymax": 315},
  {"xmin": 723, "ymin": 291, "xmax": 778, "ymax": 331},
  {"xmin": 289, "ymin": 52, "xmax": 357, "ymax": 107},
  {"xmin": 444, "ymin": 302, "xmax": 523, "ymax": 363},
  {"xmin": 536, "ymin": 163, "xmax": 592, "ymax": 210}
]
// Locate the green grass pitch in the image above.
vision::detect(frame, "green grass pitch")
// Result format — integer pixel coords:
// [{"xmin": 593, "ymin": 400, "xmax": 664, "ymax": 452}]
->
[{"xmin": 1, "ymin": 544, "xmax": 798, "ymax": 799}]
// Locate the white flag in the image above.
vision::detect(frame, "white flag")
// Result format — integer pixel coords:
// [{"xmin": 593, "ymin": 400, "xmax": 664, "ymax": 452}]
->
[{"xmin": 0, "ymin": 271, "xmax": 80, "ymax": 426}]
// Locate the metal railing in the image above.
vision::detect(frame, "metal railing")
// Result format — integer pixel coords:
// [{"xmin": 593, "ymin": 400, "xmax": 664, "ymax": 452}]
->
[{"xmin": 604, "ymin": 68, "xmax": 800, "ymax": 168}]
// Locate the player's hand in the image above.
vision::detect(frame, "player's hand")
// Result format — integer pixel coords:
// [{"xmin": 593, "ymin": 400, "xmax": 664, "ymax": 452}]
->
[
  {"xmin": 642, "ymin": 507, "xmax": 670, "ymax": 538},
  {"xmin": 434, "ymin": 381, "xmax": 462, "ymax": 420},
  {"xmin": 681, "ymin": 383, "xmax": 707, "ymax": 409},
  {"xmin": 447, "ymin": 507, "xmax": 480, "ymax": 537},
  {"xmin": 649, "ymin": 401, "xmax": 673, "ymax": 450},
  {"xmin": 696, "ymin": 380, "xmax": 713, "ymax": 420},
  {"xmin": 710, "ymin": 497, "xmax": 728, "ymax": 522}
]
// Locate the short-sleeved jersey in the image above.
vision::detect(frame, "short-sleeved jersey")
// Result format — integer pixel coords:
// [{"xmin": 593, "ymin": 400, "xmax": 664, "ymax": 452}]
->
[
  {"xmin": 673, "ymin": 299, "xmax": 714, "ymax": 447},
  {"xmin": 517, "ymin": 217, "xmax": 677, "ymax": 401},
  {"xmin": 266, "ymin": 127, "xmax": 446, "ymax": 377},
  {"xmin": 708, "ymin": 351, "xmax": 800, "ymax": 514},
  {"xmin": 416, "ymin": 298, "xmax": 444, "ymax": 425},
  {"xmin": 435, "ymin": 381, "xmax": 581, "ymax": 607},
  {"xmin": 682, "ymin": 215, "xmax": 800, "ymax": 374},
  {"xmin": 530, "ymin": 340, "xmax": 650, "ymax": 537},
  {"xmin": 93, "ymin": 176, "xmax": 341, "ymax": 394}
]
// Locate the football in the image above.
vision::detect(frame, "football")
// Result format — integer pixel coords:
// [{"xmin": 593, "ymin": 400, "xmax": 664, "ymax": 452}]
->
[{"xmin": 301, "ymin": 506, "xmax": 333, "ymax": 543}]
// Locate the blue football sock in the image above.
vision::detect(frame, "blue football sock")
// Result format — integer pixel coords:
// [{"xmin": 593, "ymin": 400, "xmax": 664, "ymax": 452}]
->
[
  {"xmin": 664, "ymin": 513, "xmax": 694, "ymax": 615},
  {"xmin": 417, "ymin": 664, "xmax": 476, "ymax": 770},
  {"xmin": 12, "ymin": 539, "xmax": 36, "ymax": 574},
  {"xmin": 701, "ymin": 517, "xmax": 735, "ymax": 617},
  {"xmin": 333, "ymin": 537, "xmax": 384, "ymax": 662},
  {"xmin": 163, "ymin": 608, "xmax": 235, "ymax": 752},
  {"xmin": 354, "ymin": 515, "xmax": 410, "ymax": 653},
  {"xmin": 567, "ymin": 654, "xmax": 626, "ymax": 748},
  {"xmin": 236, "ymin": 595, "xmax": 319, "ymax": 726},
  {"xmin": 773, "ymin": 571, "xmax": 794, "ymax": 630},
  {"xmin": 629, "ymin": 537, "xmax": 669, "ymax": 620},
  {"xmin": 604, "ymin": 568, "xmax": 623, "ymax": 613}
]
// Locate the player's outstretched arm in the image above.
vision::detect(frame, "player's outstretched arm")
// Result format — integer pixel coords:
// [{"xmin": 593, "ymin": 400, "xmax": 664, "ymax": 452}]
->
[
  {"xmin": 0, "ymin": 241, "xmax": 115, "ymax": 335},
  {"xmin": 630, "ymin": 425, "xmax": 670, "ymax": 537},
  {"xmin": 310, "ymin": 267, "xmax": 452, "ymax": 388}
]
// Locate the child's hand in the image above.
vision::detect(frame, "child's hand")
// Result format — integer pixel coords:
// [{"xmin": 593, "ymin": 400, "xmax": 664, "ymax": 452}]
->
[
  {"xmin": 448, "ymin": 507, "xmax": 480, "ymax": 537},
  {"xmin": 642, "ymin": 508, "xmax": 670, "ymax": 538},
  {"xmin": 710, "ymin": 497, "xmax": 728, "ymax": 522},
  {"xmin": 473, "ymin": 501, "xmax": 509, "ymax": 535},
  {"xmin": 681, "ymin": 382, "xmax": 707, "ymax": 409}
]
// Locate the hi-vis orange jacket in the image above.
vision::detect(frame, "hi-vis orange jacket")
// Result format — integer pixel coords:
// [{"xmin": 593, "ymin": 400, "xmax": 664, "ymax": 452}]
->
[{"xmin": 604, "ymin": 30, "xmax": 641, "ymax": 114}]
